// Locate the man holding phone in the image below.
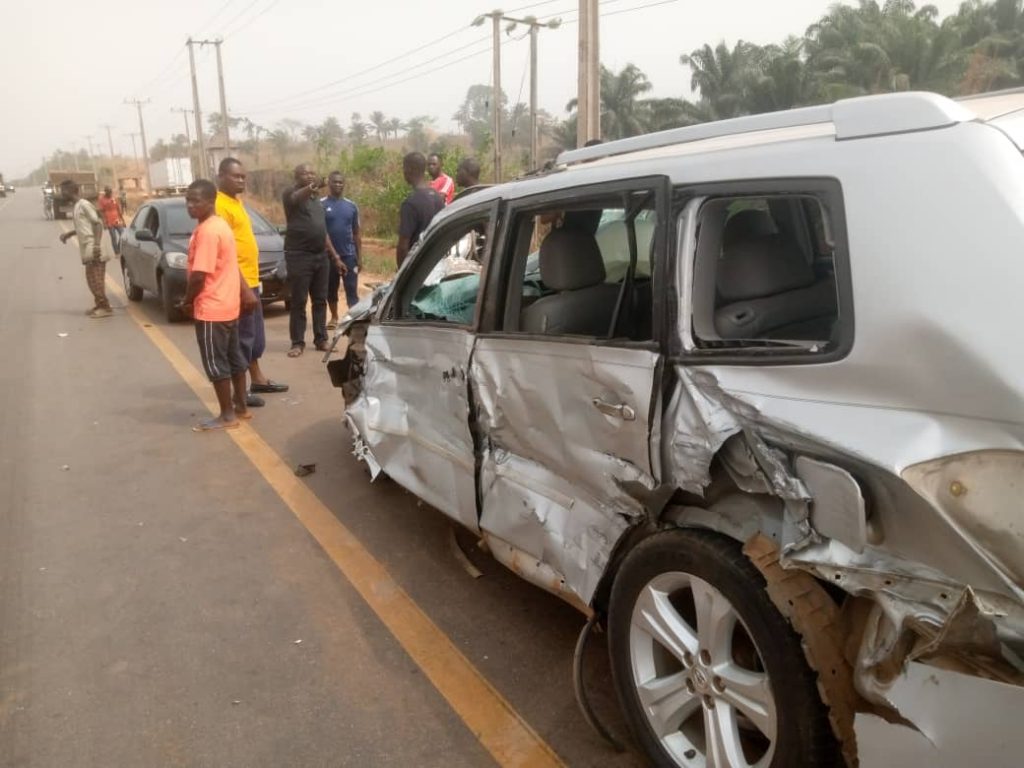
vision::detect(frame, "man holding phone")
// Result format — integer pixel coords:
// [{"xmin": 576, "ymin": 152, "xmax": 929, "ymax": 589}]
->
[{"xmin": 281, "ymin": 163, "xmax": 343, "ymax": 357}]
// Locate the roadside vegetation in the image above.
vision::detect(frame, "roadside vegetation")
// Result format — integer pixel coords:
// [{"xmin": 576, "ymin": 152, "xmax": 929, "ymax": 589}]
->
[{"xmin": 22, "ymin": 1, "xmax": 1024, "ymax": 250}]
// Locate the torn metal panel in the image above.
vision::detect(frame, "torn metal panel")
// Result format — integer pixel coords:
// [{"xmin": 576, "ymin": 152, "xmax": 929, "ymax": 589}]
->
[
  {"xmin": 471, "ymin": 337, "xmax": 659, "ymax": 605},
  {"xmin": 795, "ymin": 456, "xmax": 868, "ymax": 554},
  {"xmin": 477, "ymin": 448, "xmax": 632, "ymax": 604},
  {"xmin": 345, "ymin": 324, "xmax": 479, "ymax": 532},
  {"xmin": 902, "ymin": 451, "xmax": 1024, "ymax": 598},
  {"xmin": 855, "ymin": 663, "xmax": 1024, "ymax": 767}
]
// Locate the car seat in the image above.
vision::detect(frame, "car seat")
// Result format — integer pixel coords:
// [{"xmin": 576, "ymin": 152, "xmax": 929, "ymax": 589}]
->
[{"xmin": 520, "ymin": 228, "xmax": 620, "ymax": 336}]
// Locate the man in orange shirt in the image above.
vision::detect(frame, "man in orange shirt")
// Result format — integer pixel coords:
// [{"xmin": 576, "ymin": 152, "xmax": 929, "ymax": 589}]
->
[
  {"xmin": 178, "ymin": 179, "xmax": 257, "ymax": 432},
  {"xmin": 97, "ymin": 186, "xmax": 125, "ymax": 254},
  {"xmin": 427, "ymin": 153, "xmax": 454, "ymax": 205}
]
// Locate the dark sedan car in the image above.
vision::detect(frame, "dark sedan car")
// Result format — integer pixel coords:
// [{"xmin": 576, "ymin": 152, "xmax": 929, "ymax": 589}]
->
[{"xmin": 119, "ymin": 197, "xmax": 289, "ymax": 322}]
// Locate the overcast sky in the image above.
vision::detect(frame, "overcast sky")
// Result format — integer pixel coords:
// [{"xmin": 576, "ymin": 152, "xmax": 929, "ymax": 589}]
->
[{"xmin": 1, "ymin": 0, "xmax": 965, "ymax": 178}]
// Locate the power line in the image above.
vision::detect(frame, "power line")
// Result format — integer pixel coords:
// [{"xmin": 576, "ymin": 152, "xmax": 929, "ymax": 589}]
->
[
  {"xmin": 222, "ymin": 0, "xmax": 282, "ymax": 38},
  {"xmin": 214, "ymin": 0, "xmax": 264, "ymax": 37},
  {"xmin": 246, "ymin": 40, "xmax": 497, "ymax": 117},
  {"xmin": 240, "ymin": 32, "xmax": 490, "ymax": 114},
  {"xmin": 239, "ymin": 23, "xmax": 475, "ymax": 113},
  {"xmin": 506, "ymin": 0, "xmax": 562, "ymax": 13},
  {"xmin": 194, "ymin": 0, "xmax": 240, "ymax": 36},
  {"xmin": 601, "ymin": 0, "xmax": 679, "ymax": 18},
  {"xmin": 128, "ymin": 45, "xmax": 187, "ymax": 98}
]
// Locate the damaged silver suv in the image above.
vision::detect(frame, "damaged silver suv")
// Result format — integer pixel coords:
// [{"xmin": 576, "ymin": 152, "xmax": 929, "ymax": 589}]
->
[{"xmin": 329, "ymin": 89, "xmax": 1024, "ymax": 767}]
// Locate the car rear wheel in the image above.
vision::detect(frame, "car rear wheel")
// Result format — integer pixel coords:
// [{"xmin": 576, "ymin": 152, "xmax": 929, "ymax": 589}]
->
[
  {"xmin": 608, "ymin": 529, "xmax": 841, "ymax": 768},
  {"xmin": 122, "ymin": 259, "xmax": 144, "ymax": 301}
]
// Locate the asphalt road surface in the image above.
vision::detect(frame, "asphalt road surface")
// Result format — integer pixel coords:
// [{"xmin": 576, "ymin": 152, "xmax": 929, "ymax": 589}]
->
[{"xmin": 0, "ymin": 190, "xmax": 644, "ymax": 768}]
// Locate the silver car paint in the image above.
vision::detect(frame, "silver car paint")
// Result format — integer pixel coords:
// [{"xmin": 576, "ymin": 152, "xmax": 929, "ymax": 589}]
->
[{"xmin": 336, "ymin": 95, "xmax": 1024, "ymax": 757}]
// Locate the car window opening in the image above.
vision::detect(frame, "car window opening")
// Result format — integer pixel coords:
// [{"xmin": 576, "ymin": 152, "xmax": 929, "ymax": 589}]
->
[
  {"xmin": 692, "ymin": 193, "xmax": 842, "ymax": 353},
  {"xmin": 394, "ymin": 215, "xmax": 490, "ymax": 326},
  {"xmin": 508, "ymin": 195, "xmax": 657, "ymax": 343}
]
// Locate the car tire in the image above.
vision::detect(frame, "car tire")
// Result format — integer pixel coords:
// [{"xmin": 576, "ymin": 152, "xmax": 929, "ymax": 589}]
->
[
  {"xmin": 607, "ymin": 528, "xmax": 841, "ymax": 768},
  {"xmin": 122, "ymin": 259, "xmax": 144, "ymax": 302},
  {"xmin": 160, "ymin": 277, "xmax": 185, "ymax": 323}
]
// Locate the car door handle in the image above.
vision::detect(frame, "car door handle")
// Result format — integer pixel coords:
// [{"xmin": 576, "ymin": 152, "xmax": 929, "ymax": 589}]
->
[{"xmin": 592, "ymin": 398, "xmax": 636, "ymax": 421}]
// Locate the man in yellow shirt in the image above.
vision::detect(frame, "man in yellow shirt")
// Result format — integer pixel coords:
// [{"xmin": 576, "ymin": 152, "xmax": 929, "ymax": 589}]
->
[{"xmin": 216, "ymin": 158, "xmax": 288, "ymax": 406}]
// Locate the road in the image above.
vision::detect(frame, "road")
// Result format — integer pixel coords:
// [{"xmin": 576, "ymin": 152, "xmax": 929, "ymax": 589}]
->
[{"xmin": 0, "ymin": 190, "xmax": 642, "ymax": 768}]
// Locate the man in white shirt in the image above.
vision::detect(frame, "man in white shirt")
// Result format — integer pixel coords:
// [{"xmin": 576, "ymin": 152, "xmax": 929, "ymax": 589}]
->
[{"xmin": 58, "ymin": 180, "xmax": 112, "ymax": 318}]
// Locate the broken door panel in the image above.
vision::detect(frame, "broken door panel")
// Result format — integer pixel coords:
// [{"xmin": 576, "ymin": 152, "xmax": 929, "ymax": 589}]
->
[
  {"xmin": 348, "ymin": 324, "xmax": 479, "ymax": 531},
  {"xmin": 472, "ymin": 337, "xmax": 660, "ymax": 604}
]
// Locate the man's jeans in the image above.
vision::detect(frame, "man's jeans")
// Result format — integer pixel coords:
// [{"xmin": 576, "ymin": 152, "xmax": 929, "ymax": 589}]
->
[
  {"xmin": 107, "ymin": 226, "xmax": 124, "ymax": 255},
  {"xmin": 285, "ymin": 250, "xmax": 329, "ymax": 348}
]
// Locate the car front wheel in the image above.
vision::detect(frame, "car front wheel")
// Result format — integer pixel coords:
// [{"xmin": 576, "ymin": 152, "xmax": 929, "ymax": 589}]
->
[
  {"xmin": 608, "ymin": 529, "xmax": 841, "ymax": 768},
  {"xmin": 122, "ymin": 259, "xmax": 144, "ymax": 301}
]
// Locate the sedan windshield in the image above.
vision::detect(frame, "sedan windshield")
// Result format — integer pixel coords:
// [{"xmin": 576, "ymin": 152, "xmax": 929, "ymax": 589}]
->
[{"xmin": 163, "ymin": 199, "xmax": 279, "ymax": 237}]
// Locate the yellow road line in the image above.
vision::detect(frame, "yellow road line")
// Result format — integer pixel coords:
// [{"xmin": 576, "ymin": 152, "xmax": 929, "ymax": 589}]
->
[{"xmin": 105, "ymin": 274, "xmax": 566, "ymax": 768}]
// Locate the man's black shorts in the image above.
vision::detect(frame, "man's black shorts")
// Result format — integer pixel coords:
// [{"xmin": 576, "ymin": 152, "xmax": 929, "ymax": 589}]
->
[{"xmin": 194, "ymin": 319, "xmax": 248, "ymax": 382}]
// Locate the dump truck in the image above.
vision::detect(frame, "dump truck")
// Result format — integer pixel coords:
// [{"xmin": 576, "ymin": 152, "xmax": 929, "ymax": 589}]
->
[{"xmin": 47, "ymin": 170, "xmax": 98, "ymax": 219}]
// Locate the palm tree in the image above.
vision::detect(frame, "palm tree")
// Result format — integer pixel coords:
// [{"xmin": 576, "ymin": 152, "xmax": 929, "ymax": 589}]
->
[
  {"xmin": 349, "ymin": 113, "xmax": 369, "ymax": 145},
  {"xmin": 368, "ymin": 111, "xmax": 388, "ymax": 143},
  {"xmin": 680, "ymin": 41, "xmax": 760, "ymax": 119},
  {"xmin": 385, "ymin": 117, "xmax": 404, "ymax": 140}
]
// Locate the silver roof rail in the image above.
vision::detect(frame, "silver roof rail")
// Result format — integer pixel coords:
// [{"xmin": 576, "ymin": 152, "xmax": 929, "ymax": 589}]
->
[{"xmin": 557, "ymin": 92, "xmax": 975, "ymax": 166}]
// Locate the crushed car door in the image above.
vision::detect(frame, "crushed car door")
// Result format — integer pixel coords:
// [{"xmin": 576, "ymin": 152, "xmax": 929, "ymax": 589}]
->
[
  {"xmin": 358, "ymin": 202, "xmax": 497, "ymax": 532},
  {"xmin": 471, "ymin": 179, "xmax": 668, "ymax": 605}
]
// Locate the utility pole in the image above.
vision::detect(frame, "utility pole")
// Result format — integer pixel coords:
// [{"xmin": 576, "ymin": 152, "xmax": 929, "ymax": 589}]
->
[
  {"xmin": 172, "ymin": 107, "xmax": 195, "ymax": 176},
  {"xmin": 471, "ymin": 11, "xmax": 503, "ymax": 180},
  {"xmin": 125, "ymin": 99, "xmax": 152, "ymax": 193},
  {"xmin": 83, "ymin": 136, "xmax": 99, "ymax": 180},
  {"xmin": 213, "ymin": 40, "xmax": 230, "ymax": 153},
  {"xmin": 101, "ymin": 124, "xmax": 116, "ymax": 185},
  {"xmin": 577, "ymin": 0, "xmax": 600, "ymax": 147},
  {"xmin": 499, "ymin": 14, "xmax": 561, "ymax": 170},
  {"xmin": 186, "ymin": 39, "xmax": 207, "ymax": 177},
  {"xmin": 124, "ymin": 133, "xmax": 140, "ymax": 174}
]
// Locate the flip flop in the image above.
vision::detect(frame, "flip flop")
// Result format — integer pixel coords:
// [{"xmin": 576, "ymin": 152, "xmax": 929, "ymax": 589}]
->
[
  {"xmin": 250, "ymin": 380, "xmax": 289, "ymax": 393},
  {"xmin": 287, "ymin": 346, "xmax": 304, "ymax": 358},
  {"xmin": 193, "ymin": 417, "xmax": 240, "ymax": 432},
  {"xmin": 232, "ymin": 409, "xmax": 254, "ymax": 421}
]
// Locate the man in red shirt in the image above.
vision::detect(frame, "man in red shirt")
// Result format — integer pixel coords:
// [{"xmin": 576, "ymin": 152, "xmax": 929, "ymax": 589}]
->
[
  {"xmin": 97, "ymin": 186, "xmax": 125, "ymax": 255},
  {"xmin": 178, "ymin": 179, "xmax": 258, "ymax": 432},
  {"xmin": 427, "ymin": 153, "xmax": 454, "ymax": 205}
]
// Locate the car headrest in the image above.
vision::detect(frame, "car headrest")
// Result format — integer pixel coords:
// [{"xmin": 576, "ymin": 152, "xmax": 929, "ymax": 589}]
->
[
  {"xmin": 540, "ymin": 228, "xmax": 606, "ymax": 291},
  {"xmin": 717, "ymin": 233, "xmax": 814, "ymax": 302},
  {"xmin": 723, "ymin": 209, "xmax": 775, "ymax": 248}
]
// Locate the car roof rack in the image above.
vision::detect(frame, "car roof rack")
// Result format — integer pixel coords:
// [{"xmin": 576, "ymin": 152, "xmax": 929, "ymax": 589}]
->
[{"xmin": 556, "ymin": 91, "xmax": 977, "ymax": 167}]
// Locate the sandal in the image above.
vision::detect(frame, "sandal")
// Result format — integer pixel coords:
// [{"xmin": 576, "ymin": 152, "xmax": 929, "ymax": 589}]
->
[
  {"xmin": 287, "ymin": 346, "xmax": 304, "ymax": 358},
  {"xmin": 193, "ymin": 417, "xmax": 240, "ymax": 432}
]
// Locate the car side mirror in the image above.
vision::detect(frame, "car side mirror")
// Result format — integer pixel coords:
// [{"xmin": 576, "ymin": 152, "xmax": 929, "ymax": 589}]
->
[
  {"xmin": 136, "ymin": 229, "xmax": 155, "ymax": 242},
  {"xmin": 277, "ymin": 225, "xmax": 287, "ymax": 236}
]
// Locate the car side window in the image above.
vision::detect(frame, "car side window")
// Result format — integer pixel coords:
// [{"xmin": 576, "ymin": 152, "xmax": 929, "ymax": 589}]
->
[
  {"xmin": 131, "ymin": 206, "xmax": 150, "ymax": 230},
  {"xmin": 500, "ymin": 191, "xmax": 658, "ymax": 341},
  {"xmin": 389, "ymin": 210, "xmax": 492, "ymax": 327},
  {"xmin": 148, "ymin": 209, "xmax": 161, "ymax": 238},
  {"xmin": 686, "ymin": 183, "xmax": 851, "ymax": 360}
]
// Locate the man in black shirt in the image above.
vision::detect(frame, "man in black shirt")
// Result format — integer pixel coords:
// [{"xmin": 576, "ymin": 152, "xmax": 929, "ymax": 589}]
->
[
  {"xmin": 282, "ymin": 163, "xmax": 345, "ymax": 356},
  {"xmin": 396, "ymin": 152, "xmax": 444, "ymax": 267}
]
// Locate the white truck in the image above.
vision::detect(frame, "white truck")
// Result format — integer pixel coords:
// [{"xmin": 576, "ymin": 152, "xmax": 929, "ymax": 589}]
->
[{"xmin": 148, "ymin": 158, "xmax": 193, "ymax": 196}]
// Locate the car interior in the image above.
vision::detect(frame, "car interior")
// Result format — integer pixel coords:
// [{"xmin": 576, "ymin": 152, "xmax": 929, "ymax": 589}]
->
[
  {"xmin": 506, "ymin": 196, "xmax": 657, "ymax": 342},
  {"xmin": 693, "ymin": 194, "xmax": 840, "ymax": 349}
]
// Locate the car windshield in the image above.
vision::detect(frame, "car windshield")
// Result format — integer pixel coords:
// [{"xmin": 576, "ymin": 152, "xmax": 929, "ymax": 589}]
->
[{"xmin": 163, "ymin": 200, "xmax": 278, "ymax": 237}]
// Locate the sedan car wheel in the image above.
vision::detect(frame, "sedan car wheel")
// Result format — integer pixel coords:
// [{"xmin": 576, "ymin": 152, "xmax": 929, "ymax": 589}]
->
[
  {"xmin": 122, "ymin": 259, "xmax": 144, "ymax": 301},
  {"xmin": 608, "ymin": 529, "xmax": 840, "ymax": 768},
  {"xmin": 160, "ymin": 276, "xmax": 185, "ymax": 323}
]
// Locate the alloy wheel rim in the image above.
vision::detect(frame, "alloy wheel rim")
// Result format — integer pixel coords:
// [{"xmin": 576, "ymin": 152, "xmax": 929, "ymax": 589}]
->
[{"xmin": 629, "ymin": 571, "xmax": 777, "ymax": 767}]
